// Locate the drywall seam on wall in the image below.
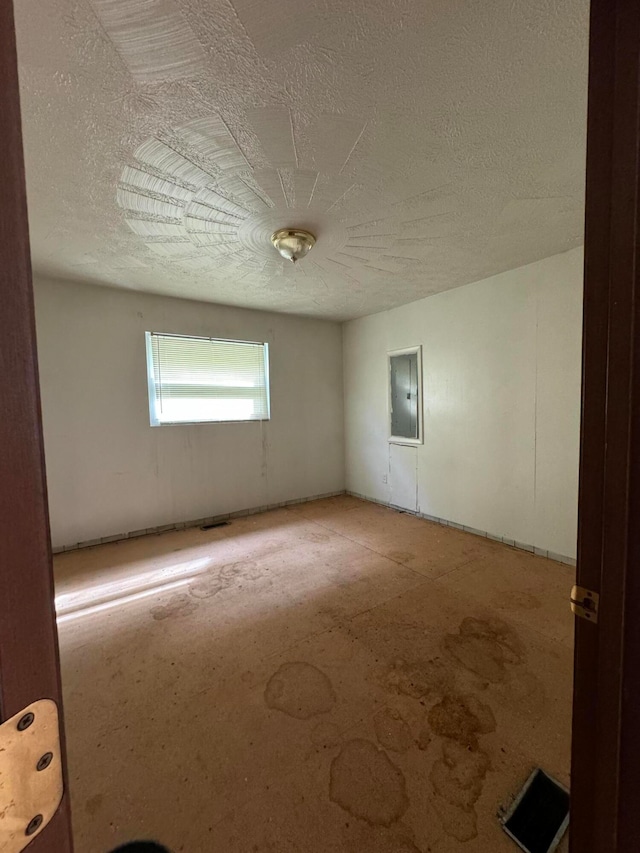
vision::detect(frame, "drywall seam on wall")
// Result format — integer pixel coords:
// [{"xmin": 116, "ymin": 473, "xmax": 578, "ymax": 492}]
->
[
  {"xmin": 35, "ymin": 277, "xmax": 345, "ymax": 548},
  {"xmin": 533, "ymin": 285, "xmax": 539, "ymax": 541},
  {"xmin": 343, "ymin": 247, "xmax": 583, "ymax": 559}
]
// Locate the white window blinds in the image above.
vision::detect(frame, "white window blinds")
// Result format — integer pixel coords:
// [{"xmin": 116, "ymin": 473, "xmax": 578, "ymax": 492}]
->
[{"xmin": 145, "ymin": 332, "xmax": 270, "ymax": 425}]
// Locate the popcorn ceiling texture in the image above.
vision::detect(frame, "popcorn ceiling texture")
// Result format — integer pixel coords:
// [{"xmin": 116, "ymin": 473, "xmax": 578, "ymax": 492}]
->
[{"xmin": 16, "ymin": 0, "xmax": 588, "ymax": 320}]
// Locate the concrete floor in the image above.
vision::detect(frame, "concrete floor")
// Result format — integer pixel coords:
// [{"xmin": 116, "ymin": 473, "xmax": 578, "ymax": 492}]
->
[{"xmin": 55, "ymin": 495, "xmax": 574, "ymax": 853}]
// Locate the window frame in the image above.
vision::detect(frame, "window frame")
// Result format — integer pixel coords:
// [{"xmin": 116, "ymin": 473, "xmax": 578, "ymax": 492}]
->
[
  {"xmin": 145, "ymin": 331, "xmax": 271, "ymax": 427},
  {"xmin": 388, "ymin": 345, "xmax": 423, "ymax": 446}
]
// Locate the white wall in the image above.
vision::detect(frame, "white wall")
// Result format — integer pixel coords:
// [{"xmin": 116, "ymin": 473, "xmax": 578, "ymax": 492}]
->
[
  {"xmin": 35, "ymin": 279, "xmax": 345, "ymax": 548},
  {"xmin": 343, "ymin": 247, "xmax": 583, "ymax": 560}
]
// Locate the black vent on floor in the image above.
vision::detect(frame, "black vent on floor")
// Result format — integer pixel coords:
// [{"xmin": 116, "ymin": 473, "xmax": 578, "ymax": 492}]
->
[
  {"xmin": 200, "ymin": 521, "xmax": 230, "ymax": 531},
  {"xmin": 109, "ymin": 844, "xmax": 170, "ymax": 852},
  {"xmin": 501, "ymin": 769, "xmax": 569, "ymax": 853}
]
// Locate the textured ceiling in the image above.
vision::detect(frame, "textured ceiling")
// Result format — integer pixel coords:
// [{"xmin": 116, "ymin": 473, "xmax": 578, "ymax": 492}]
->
[{"xmin": 16, "ymin": 0, "xmax": 589, "ymax": 320}]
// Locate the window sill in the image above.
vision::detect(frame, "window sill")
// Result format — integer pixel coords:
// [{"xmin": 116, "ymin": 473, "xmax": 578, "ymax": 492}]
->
[
  {"xmin": 388, "ymin": 436, "xmax": 423, "ymax": 446},
  {"xmin": 150, "ymin": 418, "xmax": 271, "ymax": 427}
]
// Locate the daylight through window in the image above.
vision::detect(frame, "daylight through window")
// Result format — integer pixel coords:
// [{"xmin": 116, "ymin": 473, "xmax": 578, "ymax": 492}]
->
[{"xmin": 145, "ymin": 332, "xmax": 270, "ymax": 426}]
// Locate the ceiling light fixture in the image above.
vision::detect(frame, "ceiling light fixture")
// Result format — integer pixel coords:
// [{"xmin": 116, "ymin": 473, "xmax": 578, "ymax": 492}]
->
[{"xmin": 270, "ymin": 228, "xmax": 316, "ymax": 263}]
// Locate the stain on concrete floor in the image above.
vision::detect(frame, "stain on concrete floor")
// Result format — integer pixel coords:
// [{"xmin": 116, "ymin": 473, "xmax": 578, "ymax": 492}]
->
[
  {"xmin": 428, "ymin": 693, "xmax": 496, "ymax": 749},
  {"xmin": 444, "ymin": 616, "xmax": 525, "ymax": 683},
  {"xmin": 330, "ymin": 738, "xmax": 409, "ymax": 826},
  {"xmin": 265, "ymin": 661, "xmax": 336, "ymax": 719},
  {"xmin": 373, "ymin": 706, "xmax": 414, "ymax": 753},
  {"xmin": 54, "ymin": 496, "xmax": 574, "ymax": 853}
]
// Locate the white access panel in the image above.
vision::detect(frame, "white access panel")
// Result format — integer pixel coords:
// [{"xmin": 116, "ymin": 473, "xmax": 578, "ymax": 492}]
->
[{"xmin": 389, "ymin": 443, "xmax": 417, "ymax": 512}]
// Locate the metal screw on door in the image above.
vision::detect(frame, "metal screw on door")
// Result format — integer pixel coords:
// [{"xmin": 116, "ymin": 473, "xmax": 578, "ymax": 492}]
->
[
  {"xmin": 36, "ymin": 752, "xmax": 54, "ymax": 771},
  {"xmin": 25, "ymin": 815, "xmax": 43, "ymax": 836},
  {"xmin": 17, "ymin": 712, "xmax": 34, "ymax": 732},
  {"xmin": 0, "ymin": 700, "xmax": 64, "ymax": 852}
]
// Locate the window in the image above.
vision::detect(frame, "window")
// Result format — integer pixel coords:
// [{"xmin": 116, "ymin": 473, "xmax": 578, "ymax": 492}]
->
[
  {"xmin": 145, "ymin": 332, "xmax": 270, "ymax": 426},
  {"xmin": 389, "ymin": 346, "xmax": 423, "ymax": 444}
]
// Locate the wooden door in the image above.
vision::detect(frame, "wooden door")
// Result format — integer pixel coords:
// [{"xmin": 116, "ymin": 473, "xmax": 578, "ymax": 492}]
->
[
  {"xmin": 571, "ymin": 0, "xmax": 640, "ymax": 850},
  {"xmin": 0, "ymin": 0, "xmax": 73, "ymax": 849}
]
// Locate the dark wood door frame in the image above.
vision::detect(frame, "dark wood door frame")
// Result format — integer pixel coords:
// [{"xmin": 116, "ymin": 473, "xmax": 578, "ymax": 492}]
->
[
  {"xmin": 571, "ymin": 0, "xmax": 640, "ymax": 850},
  {"xmin": 0, "ymin": 0, "xmax": 73, "ymax": 849}
]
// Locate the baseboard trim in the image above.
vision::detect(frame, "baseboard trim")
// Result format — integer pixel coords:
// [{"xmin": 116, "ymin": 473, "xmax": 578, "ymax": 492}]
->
[
  {"xmin": 52, "ymin": 490, "xmax": 347, "ymax": 554},
  {"xmin": 346, "ymin": 490, "xmax": 576, "ymax": 568},
  {"xmin": 54, "ymin": 489, "xmax": 577, "ymax": 569}
]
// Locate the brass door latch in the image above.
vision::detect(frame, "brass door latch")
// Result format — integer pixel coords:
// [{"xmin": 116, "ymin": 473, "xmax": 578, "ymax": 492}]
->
[
  {"xmin": 0, "ymin": 699, "xmax": 63, "ymax": 852},
  {"xmin": 571, "ymin": 585, "xmax": 599, "ymax": 623}
]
